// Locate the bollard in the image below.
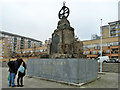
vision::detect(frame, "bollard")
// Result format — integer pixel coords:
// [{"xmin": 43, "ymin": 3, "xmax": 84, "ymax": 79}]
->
[{"xmin": 100, "ymin": 62, "xmax": 102, "ymax": 72}]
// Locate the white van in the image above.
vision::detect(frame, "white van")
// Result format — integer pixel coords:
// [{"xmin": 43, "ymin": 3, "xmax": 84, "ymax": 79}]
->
[{"xmin": 96, "ymin": 56, "xmax": 109, "ymax": 63}]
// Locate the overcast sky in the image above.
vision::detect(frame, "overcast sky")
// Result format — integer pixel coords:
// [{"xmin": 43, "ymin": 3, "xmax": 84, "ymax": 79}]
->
[{"xmin": 0, "ymin": 0, "xmax": 119, "ymax": 42}]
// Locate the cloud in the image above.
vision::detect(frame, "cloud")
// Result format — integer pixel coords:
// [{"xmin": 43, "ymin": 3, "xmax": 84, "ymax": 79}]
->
[{"xmin": 1, "ymin": 0, "xmax": 118, "ymax": 42}]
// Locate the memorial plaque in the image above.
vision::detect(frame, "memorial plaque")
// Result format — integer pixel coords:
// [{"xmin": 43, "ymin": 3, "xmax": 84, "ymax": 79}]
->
[{"xmin": 51, "ymin": 34, "xmax": 60, "ymax": 53}]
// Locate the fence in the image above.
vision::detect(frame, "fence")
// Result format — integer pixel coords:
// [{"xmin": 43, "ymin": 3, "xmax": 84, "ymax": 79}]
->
[
  {"xmin": 102, "ymin": 63, "xmax": 119, "ymax": 73},
  {"xmin": 27, "ymin": 58, "xmax": 98, "ymax": 84}
]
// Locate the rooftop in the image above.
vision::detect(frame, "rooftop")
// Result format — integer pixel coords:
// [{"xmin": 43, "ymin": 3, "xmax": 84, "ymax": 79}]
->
[{"xmin": 0, "ymin": 31, "xmax": 41, "ymax": 42}]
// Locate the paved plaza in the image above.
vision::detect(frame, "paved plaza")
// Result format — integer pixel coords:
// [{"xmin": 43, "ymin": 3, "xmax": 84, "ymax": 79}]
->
[{"xmin": 1, "ymin": 67, "xmax": 119, "ymax": 88}]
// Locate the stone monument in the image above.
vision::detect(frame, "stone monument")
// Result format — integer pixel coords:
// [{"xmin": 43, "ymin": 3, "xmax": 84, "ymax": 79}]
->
[
  {"xmin": 50, "ymin": 2, "xmax": 84, "ymax": 58},
  {"xmin": 27, "ymin": 2, "xmax": 98, "ymax": 85}
]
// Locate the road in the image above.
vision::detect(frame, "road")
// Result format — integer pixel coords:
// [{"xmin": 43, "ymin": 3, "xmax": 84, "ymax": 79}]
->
[{"xmin": 1, "ymin": 67, "xmax": 119, "ymax": 88}]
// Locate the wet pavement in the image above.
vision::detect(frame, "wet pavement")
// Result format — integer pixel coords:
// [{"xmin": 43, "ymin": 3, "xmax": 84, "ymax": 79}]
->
[{"xmin": 1, "ymin": 67, "xmax": 119, "ymax": 88}]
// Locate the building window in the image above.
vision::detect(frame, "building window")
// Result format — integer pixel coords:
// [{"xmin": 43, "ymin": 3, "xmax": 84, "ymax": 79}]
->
[
  {"xmin": 111, "ymin": 26, "xmax": 116, "ymax": 30},
  {"xmin": 2, "ymin": 42, "xmax": 5, "ymax": 45},
  {"xmin": 94, "ymin": 45, "xmax": 100, "ymax": 50},
  {"xmin": 115, "ymin": 25, "xmax": 118, "ymax": 29},
  {"xmin": 106, "ymin": 50, "xmax": 110, "ymax": 54},
  {"xmin": 113, "ymin": 42, "xmax": 118, "ymax": 46},
  {"xmin": 98, "ymin": 51, "xmax": 101, "ymax": 54},
  {"xmin": 83, "ymin": 46, "xmax": 88, "ymax": 50},
  {"xmin": 111, "ymin": 48, "xmax": 118, "ymax": 54},
  {"xmin": 93, "ymin": 51, "xmax": 97, "ymax": 55},
  {"xmin": 86, "ymin": 51, "xmax": 89, "ymax": 55},
  {"xmin": 2, "ymin": 45, "xmax": 5, "ymax": 50},
  {"xmin": 102, "ymin": 33, "xmax": 104, "ymax": 36},
  {"xmin": 103, "ymin": 43, "xmax": 108, "ymax": 46},
  {"xmin": 2, "ymin": 51, "xmax": 4, "ymax": 54},
  {"xmin": 3, "ymin": 39, "xmax": 5, "ymax": 43},
  {"xmin": 83, "ymin": 52, "xmax": 85, "ymax": 55},
  {"xmin": 107, "ymin": 43, "xmax": 110, "ymax": 46}
]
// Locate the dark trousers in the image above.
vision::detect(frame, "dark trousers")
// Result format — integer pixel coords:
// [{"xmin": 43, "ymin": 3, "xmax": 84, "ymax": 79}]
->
[{"xmin": 17, "ymin": 72, "xmax": 24, "ymax": 86}]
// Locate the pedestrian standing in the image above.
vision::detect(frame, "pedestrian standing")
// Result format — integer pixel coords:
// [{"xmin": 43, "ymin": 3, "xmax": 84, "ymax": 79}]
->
[
  {"xmin": 7, "ymin": 56, "xmax": 23, "ymax": 87},
  {"xmin": 8, "ymin": 61, "xmax": 16, "ymax": 87},
  {"xmin": 17, "ymin": 61, "xmax": 26, "ymax": 87}
]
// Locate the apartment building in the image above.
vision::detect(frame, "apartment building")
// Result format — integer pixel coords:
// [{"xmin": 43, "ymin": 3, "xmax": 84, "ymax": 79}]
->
[
  {"xmin": 45, "ymin": 38, "xmax": 52, "ymax": 46},
  {"xmin": 109, "ymin": 21, "xmax": 120, "ymax": 37},
  {"xmin": 83, "ymin": 20, "xmax": 120, "ymax": 59},
  {"xmin": 0, "ymin": 31, "xmax": 43, "ymax": 58},
  {"xmin": 17, "ymin": 46, "xmax": 47, "ymax": 57},
  {"xmin": 0, "ymin": 37, "xmax": 3, "ymax": 59}
]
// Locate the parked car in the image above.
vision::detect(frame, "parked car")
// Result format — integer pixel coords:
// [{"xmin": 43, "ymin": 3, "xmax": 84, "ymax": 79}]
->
[
  {"xmin": 96, "ymin": 56, "xmax": 109, "ymax": 63},
  {"xmin": 116, "ymin": 60, "xmax": 120, "ymax": 63},
  {"xmin": 115, "ymin": 58, "xmax": 120, "ymax": 63},
  {"xmin": 107, "ymin": 58, "xmax": 117, "ymax": 63}
]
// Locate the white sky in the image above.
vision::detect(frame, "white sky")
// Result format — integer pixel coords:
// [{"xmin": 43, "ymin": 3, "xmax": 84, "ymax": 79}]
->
[{"xmin": 0, "ymin": 0, "xmax": 119, "ymax": 42}]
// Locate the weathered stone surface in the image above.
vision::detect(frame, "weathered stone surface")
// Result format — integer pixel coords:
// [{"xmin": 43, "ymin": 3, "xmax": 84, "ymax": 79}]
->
[
  {"xmin": 27, "ymin": 58, "xmax": 98, "ymax": 84},
  {"xmin": 49, "ymin": 18, "xmax": 84, "ymax": 58},
  {"xmin": 49, "ymin": 3, "xmax": 85, "ymax": 58}
]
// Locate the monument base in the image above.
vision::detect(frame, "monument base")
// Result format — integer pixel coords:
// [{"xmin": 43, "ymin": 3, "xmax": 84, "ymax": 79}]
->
[
  {"xmin": 26, "ymin": 75, "xmax": 101, "ymax": 87},
  {"xmin": 27, "ymin": 58, "xmax": 98, "ymax": 84}
]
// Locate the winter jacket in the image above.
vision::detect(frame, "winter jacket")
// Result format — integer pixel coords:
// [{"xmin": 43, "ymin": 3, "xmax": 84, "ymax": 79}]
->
[
  {"xmin": 8, "ymin": 61, "xmax": 16, "ymax": 73},
  {"xmin": 14, "ymin": 59, "xmax": 23, "ymax": 75}
]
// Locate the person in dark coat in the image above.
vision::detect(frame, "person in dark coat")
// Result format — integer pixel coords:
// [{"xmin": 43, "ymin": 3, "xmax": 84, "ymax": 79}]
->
[
  {"xmin": 17, "ymin": 61, "xmax": 26, "ymax": 87},
  {"xmin": 8, "ymin": 56, "xmax": 23, "ymax": 87},
  {"xmin": 8, "ymin": 61, "xmax": 16, "ymax": 87},
  {"xmin": 14, "ymin": 58, "xmax": 23, "ymax": 75}
]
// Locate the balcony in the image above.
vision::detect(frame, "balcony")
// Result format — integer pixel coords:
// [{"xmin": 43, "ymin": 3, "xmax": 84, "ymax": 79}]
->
[
  {"xmin": 87, "ymin": 55, "xmax": 98, "ymax": 58},
  {"xmin": 111, "ymin": 51, "xmax": 118, "ymax": 54},
  {"xmin": 110, "ymin": 31, "xmax": 116, "ymax": 34},
  {"xmin": 111, "ymin": 54, "xmax": 118, "ymax": 57}
]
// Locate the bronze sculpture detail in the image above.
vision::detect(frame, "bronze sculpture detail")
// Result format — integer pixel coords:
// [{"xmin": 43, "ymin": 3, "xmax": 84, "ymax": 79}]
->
[{"xmin": 58, "ymin": 1, "xmax": 70, "ymax": 19}]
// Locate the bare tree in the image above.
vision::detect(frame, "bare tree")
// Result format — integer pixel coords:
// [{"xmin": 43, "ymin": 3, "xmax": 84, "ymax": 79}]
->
[
  {"xmin": 7, "ymin": 45, "xmax": 12, "ymax": 61},
  {"xmin": 32, "ymin": 46, "xmax": 36, "ymax": 57}
]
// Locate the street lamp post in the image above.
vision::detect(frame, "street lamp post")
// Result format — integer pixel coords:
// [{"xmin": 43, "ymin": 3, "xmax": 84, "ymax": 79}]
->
[
  {"xmin": 100, "ymin": 19, "xmax": 103, "ymax": 72},
  {"xmin": 100, "ymin": 19, "xmax": 103, "ymax": 57}
]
